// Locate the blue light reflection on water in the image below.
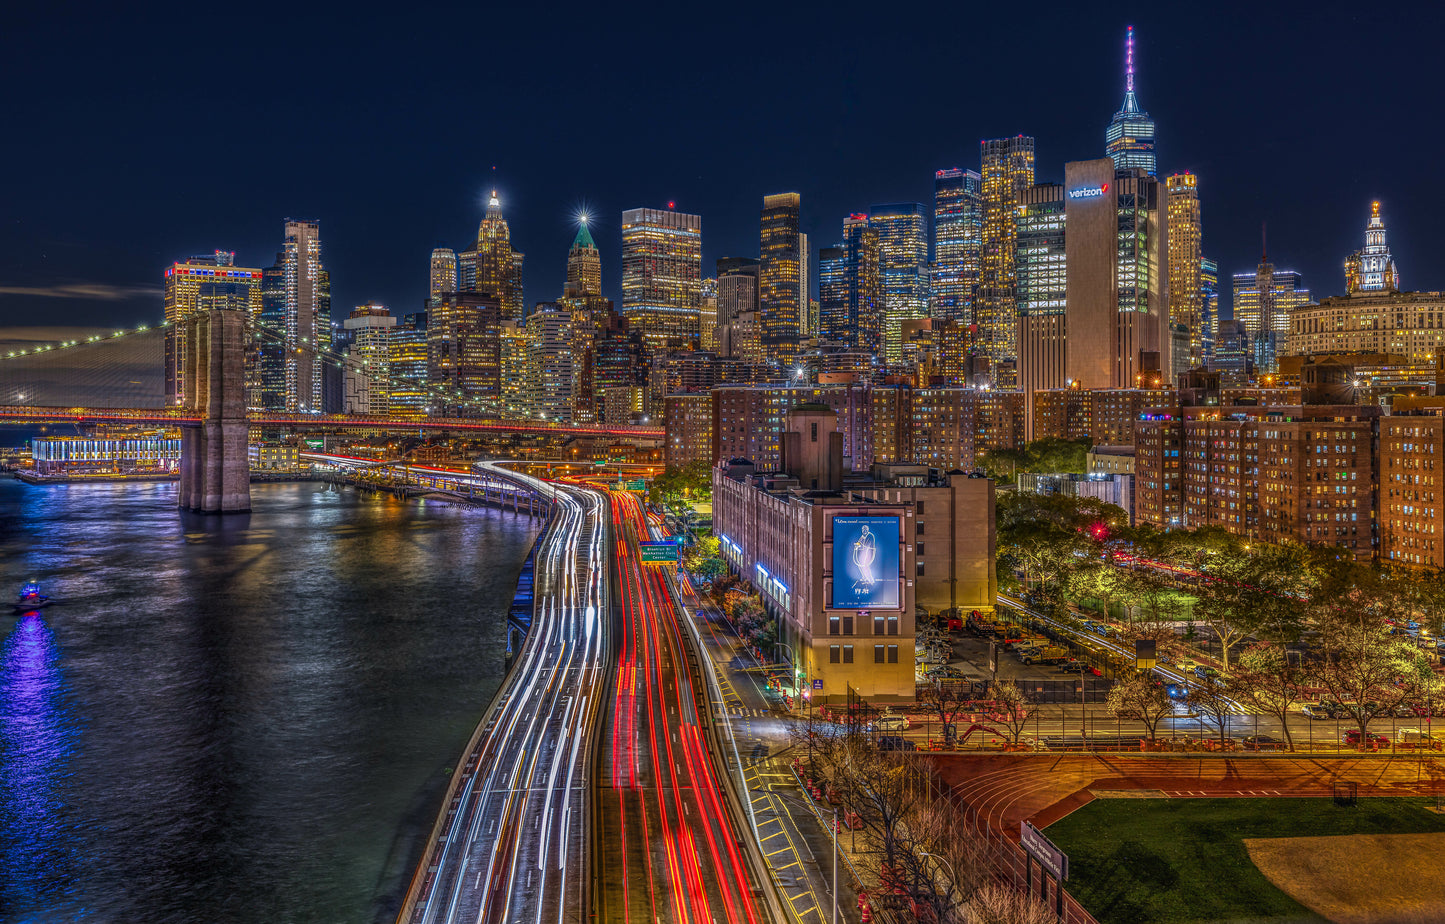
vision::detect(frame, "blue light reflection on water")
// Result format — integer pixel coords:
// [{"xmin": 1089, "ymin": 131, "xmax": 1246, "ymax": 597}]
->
[{"xmin": 0, "ymin": 614, "xmax": 78, "ymax": 913}]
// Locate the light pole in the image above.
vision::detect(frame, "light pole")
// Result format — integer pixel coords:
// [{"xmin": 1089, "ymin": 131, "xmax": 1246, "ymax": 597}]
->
[{"xmin": 832, "ymin": 806, "xmax": 839, "ymax": 924}]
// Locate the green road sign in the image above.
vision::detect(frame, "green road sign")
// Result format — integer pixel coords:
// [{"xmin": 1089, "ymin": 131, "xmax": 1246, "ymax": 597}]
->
[
  {"xmin": 638, "ymin": 541, "xmax": 679, "ymax": 563},
  {"xmin": 624, "ymin": 479, "xmax": 646, "ymax": 491}
]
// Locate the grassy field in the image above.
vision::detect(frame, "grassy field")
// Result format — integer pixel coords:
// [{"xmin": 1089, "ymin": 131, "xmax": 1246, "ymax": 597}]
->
[{"xmin": 1045, "ymin": 797, "xmax": 1445, "ymax": 924}]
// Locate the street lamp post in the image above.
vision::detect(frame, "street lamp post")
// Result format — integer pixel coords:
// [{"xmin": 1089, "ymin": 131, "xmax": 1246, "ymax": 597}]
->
[{"xmin": 832, "ymin": 807, "xmax": 839, "ymax": 924}]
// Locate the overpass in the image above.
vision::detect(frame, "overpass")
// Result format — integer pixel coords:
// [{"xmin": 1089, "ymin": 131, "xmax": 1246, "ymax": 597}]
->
[
  {"xmin": 1, "ymin": 310, "xmax": 662, "ymax": 513},
  {"xmin": 0, "ymin": 405, "xmax": 663, "ymax": 439}
]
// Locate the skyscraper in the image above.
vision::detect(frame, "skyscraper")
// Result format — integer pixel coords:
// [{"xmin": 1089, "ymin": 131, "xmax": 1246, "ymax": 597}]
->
[
  {"xmin": 1200, "ymin": 257, "xmax": 1219, "ymax": 363},
  {"xmin": 621, "ymin": 206, "xmax": 702, "ymax": 352},
  {"xmin": 388, "ymin": 311, "xmax": 429, "ymax": 418},
  {"xmin": 819, "ymin": 214, "xmax": 882, "ymax": 355},
  {"xmin": 428, "ymin": 291, "xmax": 501, "ymax": 415},
  {"xmin": 1353, "ymin": 200, "xmax": 1400, "ymax": 293},
  {"xmin": 560, "ymin": 219, "xmax": 613, "ymax": 423},
  {"xmin": 429, "ymin": 248, "xmax": 457, "ymax": 305},
  {"xmin": 342, "ymin": 305, "xmax": 396, "ymax": 415},
  {"xmin": 977, "ymin": 136, "xmax": 1035, "ymax": 372},
  {"xmin": 459, "ymin": 190, "xmax": 524, "ymax": 322},
  {"xmin": 525, "ymin": 303, "xmax": 574, "ymax": 421},
  {"xmin": 1232, "ymin": 243, "xmax": 1308, "ymax": 373},
  {"xmin": 932, "ymin": 168, "xmax": 983, "ymax": 325},
  {"xmin": 870, "ymin": 203, "xmax": 930, "ymax": 364},
  {"xmin": 1064, "ymin": 159, "xmax": 1170, "ymax": 390},
  {"xmin": 760, "ymin": 192, "xmax": 804, "ymax": 365},
  {"xmin": 1015, "ymin": 184, "xmax": 1067, "ymax": 396},
  {"xmin": 699, "ymin": 277, "xmax": 719, "ymax": 351},
  {"xmin": 1105, "ymin": 26, "xmax": 1156, "ymax": 175},
  {"xmin": 1166, "ymin": 173, "xmax": 1203, "ymax": 368},
  {"xmin": 564, "ymin": 217, "xmax": 603, "ymax": 298},
  {"xmin": 258, "ymin": 220, "xmax": 329, "ymax": 412},
  {"xmin": 163, "ymin": 250, "xmax": 262, "ymax": 405}
]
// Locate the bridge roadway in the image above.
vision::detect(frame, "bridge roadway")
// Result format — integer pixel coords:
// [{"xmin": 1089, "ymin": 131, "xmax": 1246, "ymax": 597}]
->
[
  {"xmin": 400, "ymin": 465, "xmax": 609, "ymax": 924},
  {"xmin": 0, "ymin": 405, "xmax": 664, "ymax": 440},
  {"xmin": 596, "ymin": 490, "xmax": 764, "ymax": 924}
]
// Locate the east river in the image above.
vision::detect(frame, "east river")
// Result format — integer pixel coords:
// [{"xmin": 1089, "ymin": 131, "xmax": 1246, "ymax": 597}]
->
[{"xmin": 0, "ymin": 478, "xmax": 539, "ymax": 923}]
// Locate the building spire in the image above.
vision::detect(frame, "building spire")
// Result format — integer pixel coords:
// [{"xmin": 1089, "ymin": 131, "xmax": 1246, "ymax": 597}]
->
[{"xmin": 1126, "ymin": 25, "xmax": 1135, "ymax": 95}]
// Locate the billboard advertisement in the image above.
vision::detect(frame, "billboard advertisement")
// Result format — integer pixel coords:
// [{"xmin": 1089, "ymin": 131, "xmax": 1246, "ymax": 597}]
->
[{"xmin": 830, "ymin": 516, "xmax": 900, "ymax": 609}]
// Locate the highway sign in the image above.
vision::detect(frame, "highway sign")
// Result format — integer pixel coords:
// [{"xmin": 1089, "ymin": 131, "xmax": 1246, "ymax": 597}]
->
[
  {"xmin": 638, "ymin": 541, "xmax": 679, "ymax": 563},
  {"xmin": 624, "ymin": 479, "xmax": 646, "ymax": 491}
]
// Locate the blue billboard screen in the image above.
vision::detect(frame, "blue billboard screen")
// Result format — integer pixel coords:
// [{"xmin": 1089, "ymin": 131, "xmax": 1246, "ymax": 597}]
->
[{"xmin": 831, "ymin": 516, "xmax": 901, "ymax": 609}]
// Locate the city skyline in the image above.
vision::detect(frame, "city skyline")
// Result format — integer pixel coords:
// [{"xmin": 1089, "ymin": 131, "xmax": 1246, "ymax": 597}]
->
[{"xmin": 3, "ymin": 6, "xmax": 1440, "ymax": 332}]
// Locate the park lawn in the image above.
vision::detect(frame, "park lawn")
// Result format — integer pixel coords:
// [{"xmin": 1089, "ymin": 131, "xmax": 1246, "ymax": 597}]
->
[{"xmin": 1045, "ymin": 797, "xmax": 1445, "ymax": 924}]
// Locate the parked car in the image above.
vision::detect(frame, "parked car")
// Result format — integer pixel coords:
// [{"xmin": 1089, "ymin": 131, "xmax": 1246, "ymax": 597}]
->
[
  {"xmin": 1343, "ymin": 729, "xmax": 1389, "ymax": 748},
  {"xmin": 1300, "ymin": 702, "xmax": 1333, "ymax": 720},
  {"xmin": 1174, "ymin": 658, "xmax": 1199, "ymax": 675},
  {"xmin": 877, "ymin": 735, "xmax": 916, "ymax": 751},
  {"xmin": 1194, "ymin": 666, "xmax": 1221, "ymax": 681},
  {"xmin": 1394, "ymin": 703, "xmax": 1418, "ymax": 719},
  {"xmin": 1057, "ymin": 659, "xmax": 1090, "ymax": 674},
  {"xmin": 1242, "ymin": 735, "xmax": 1287, "ymax": 751},
  {"xmin": 873, "ymin": 713, "xmax": 910, "ymax": 732},
  {"xmin": 1399, "ymin": 728, "xmax": 1442, "ymax": 749}
]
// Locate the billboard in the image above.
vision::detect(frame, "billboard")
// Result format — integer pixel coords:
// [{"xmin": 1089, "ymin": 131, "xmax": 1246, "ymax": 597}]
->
[{"xmin": 830, "ymin": 516, "xmax": 900, "ymax": 609}]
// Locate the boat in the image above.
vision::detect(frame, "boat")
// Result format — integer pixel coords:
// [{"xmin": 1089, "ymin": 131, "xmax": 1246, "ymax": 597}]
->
[{"xmin": 15, "ymin": 581, "xmax": 50, "ymax": 611}]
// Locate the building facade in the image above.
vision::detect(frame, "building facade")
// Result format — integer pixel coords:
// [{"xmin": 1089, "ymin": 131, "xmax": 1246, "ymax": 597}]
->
[
  {"xmin": 342, "ymin": 305, "xmax": 395, "ymax": 415},
  {"xmin": 163, "ymin": 251, "xmax": 262, "ymax": 406},
  {"xmin": 871, "ymin": 203, "xmax": 930, "ymax": 364},
  {"xmin": 621, "ymin": 206, "xmax": 703, "ymax": 352},
  {"xmin": 932, "ymin": 168, "xmax": 983, "ymax": 325},
  {"xmin": 1166, "ymin": 173, "xmax": 1203, "ymax": 371},
  {"xmin": 1015, "ymin": 183, "xmax": 1068, "ymax": 402},
  {"xmin": 760, "ymin": 192, "xmax": 805, "ymax": 364},
  {"xmin": 387, "ymin": 311, "xmax": 429, "ymax": 418},
  {"xmin": 458, "ymin": 191, "xmax": 524, "ymax": 322},
  {"xmin": 427, "ymin": 291, "xmax": 501, "ymax": 415},
  {"xmin": 1287, "ymin": 291, "xmax": 1445, "ymax": 362},
  {"xmin": 664, "ymin": 393, "xmax": 713, "ymax": 468},
  {"xmin": 429, "ymin": 248, "xmax": 457, "ymax": 306},
  {"xmin": 258, "ymin": 219, "xmax": 330, "ymax": 412},
  {"xmin": 976, "ymin": 136, "xmax": 1036, "ymax": 372}
]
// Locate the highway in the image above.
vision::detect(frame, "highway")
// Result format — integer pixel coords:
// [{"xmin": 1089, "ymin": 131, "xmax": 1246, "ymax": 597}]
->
[
  {"xmin": 400, "ymin": 466, "xmax": 609, "ymax": 924},
  {"xmin": 596, "ymin": 491, "xmax": 764, "ymax": 924}
]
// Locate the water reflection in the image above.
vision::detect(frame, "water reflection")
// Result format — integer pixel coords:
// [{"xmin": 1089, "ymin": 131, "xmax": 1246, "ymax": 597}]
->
[{"xmin": 0, "ymin": 615, "xmax": 76, "ymax": 911}]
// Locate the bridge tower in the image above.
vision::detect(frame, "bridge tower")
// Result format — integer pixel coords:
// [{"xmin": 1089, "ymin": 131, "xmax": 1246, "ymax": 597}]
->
[{"xmin": 178, "ymin": 308, "xmax": 251, "ymax": 513}]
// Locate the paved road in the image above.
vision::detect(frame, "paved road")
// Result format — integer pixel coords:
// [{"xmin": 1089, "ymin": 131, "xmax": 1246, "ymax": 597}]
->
[
  {"xmin": 596, "ymin": 492, "xmax": 764, "ymax": 924},
  {"xmin": 403, "ymin": 472, "xmax": 609, "ymax": 924}
]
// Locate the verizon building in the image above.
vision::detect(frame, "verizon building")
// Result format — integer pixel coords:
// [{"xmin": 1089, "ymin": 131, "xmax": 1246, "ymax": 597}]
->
[{"xmin": 1064, "ymin": 158, "xmax": 1170, "ymax": 389}]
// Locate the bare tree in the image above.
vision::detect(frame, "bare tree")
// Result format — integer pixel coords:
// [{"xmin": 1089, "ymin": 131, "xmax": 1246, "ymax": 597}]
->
[
  {"xmin": 892, "ymin": 799, "xmax": 992, "ymax": 924},
  {"xmin": 919, "ymin": 680, "xmax": 981, "ymax": 745},
  {"xmin": 989, "ymin": 681, "xmax": 1041, "ymax": 746},
  {"xmin": 1183, "ymin": 674, "xmax": 1236, "ymax": 746},
  {"xmin": 807, "ymin": 730, "xmax": 928, "ymax": 866},
  {"xmin": 1105, "ymin": 673, "xmax": 1175, "ymax": 741},
  {"xmin": 960, "ymin": 884, "xmax": 1058, "ymax": 924}
]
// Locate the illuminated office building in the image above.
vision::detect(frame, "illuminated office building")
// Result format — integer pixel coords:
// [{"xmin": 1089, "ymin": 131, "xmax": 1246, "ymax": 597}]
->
[
  {"xmin": 760, "ymin": 193, "xmax": 805, "ymax": 364},
  {"xmin": 1352, "ymin": 200, "xmax": 1400, "ymax": 293},
  {"xmin": 163, "ymin": 250, "xmax": 262, "ymax": 406},
  {"xmin": 387, "ymin": 312, "xmax": 429, "ymax": 418},
  {"xmin": 700, "ymin": 277, "xmax": 719, "ymax": 351},
  {"xmin": 1064, "ymin": 159, "xmax": 1169, "ymax": 390},
  {"xmin": 621, "ymin": 206, "xmax": 702, "ymax": 352},
  {"xmin": 429, "ymin": 248, "xmax": 457, "ymax": 306},
  {"xmin": 525, "ymin": 303, "xmax": 574, "ymax": 421},
  {"xmin": 428, "ymin": 291, "xmax": 501, "ymax": 415},
  {"xmin": 819, "ymin": 214, "xmax": 882, "ymax": 355},
  {"xmin": 1105, "ymin": 26, "xmax": 1156, "ymax": 175},
  {"xmin": 259, "ymin": 220, "xmax": 330, "ymax": 412},
  {"xmin": 1166, "ymin": 173, "xmax": 1203, "ymax": 370},
  {"xmin": 871, "ymin": 203, "xmax": 930, "ymax": 364},
  {"xmin": 1015, "ymin": 184, "xmax": 1068, "ymax": 401},
  {"xmin": 977, "ymin": 136, "xmax": 1035, "ymax": 372},
  {"xmin": 1233, "ymin": 248, "xmax": 1309, "ymax": 371},
  {"xmin": 1200, "ymin": 257, "xmax": 1219, "ymax": 363},
  {"xmin": 342, "ymin": 305, "xmax": 396, "ymax": 415},
  {"xmin": 932, "ymin": 168, "xmax": 983, "ymax": 325},
  {"xmin": 459, "ymin": 190, "xmax": 524, "ymax": 322}
]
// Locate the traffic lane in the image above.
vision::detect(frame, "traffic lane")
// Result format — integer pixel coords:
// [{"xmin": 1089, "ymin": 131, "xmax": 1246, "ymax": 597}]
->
[{"xmin": 608, "ymin": 495, "xmax": 761, "ymax": 924}]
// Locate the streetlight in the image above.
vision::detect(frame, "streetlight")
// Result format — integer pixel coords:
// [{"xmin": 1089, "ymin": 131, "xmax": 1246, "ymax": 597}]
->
[{"xmin": 917, "ymin": 850, "xmax": 958, "ymax": 912}]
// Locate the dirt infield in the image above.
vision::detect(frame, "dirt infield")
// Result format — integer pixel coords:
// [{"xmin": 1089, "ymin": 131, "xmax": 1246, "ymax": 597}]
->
[
  {"xmin": 1246, "ymin": 833, "xmax": 1445, "ymax": 924},
  {"xmin": 929, "ymin": 754, "xmax": 1445, "ymax": 836}
]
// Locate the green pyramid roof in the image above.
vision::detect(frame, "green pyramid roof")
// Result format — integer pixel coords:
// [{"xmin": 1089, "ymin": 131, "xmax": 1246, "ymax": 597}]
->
[{"xmin": 573, "ymin": 221, "xmax": 597, "ymax": 251}]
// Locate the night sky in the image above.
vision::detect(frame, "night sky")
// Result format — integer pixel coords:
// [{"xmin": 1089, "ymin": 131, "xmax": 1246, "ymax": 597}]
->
[{"xmin": 3, "ymin": 2, "xmax": 1440, "ymax": 332}]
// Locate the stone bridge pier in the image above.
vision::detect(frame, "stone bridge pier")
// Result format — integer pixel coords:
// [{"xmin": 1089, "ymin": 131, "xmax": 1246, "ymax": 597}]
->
[{"xmin": 178, "ymin": 308, "xmax": 251, "ymax": 513}]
